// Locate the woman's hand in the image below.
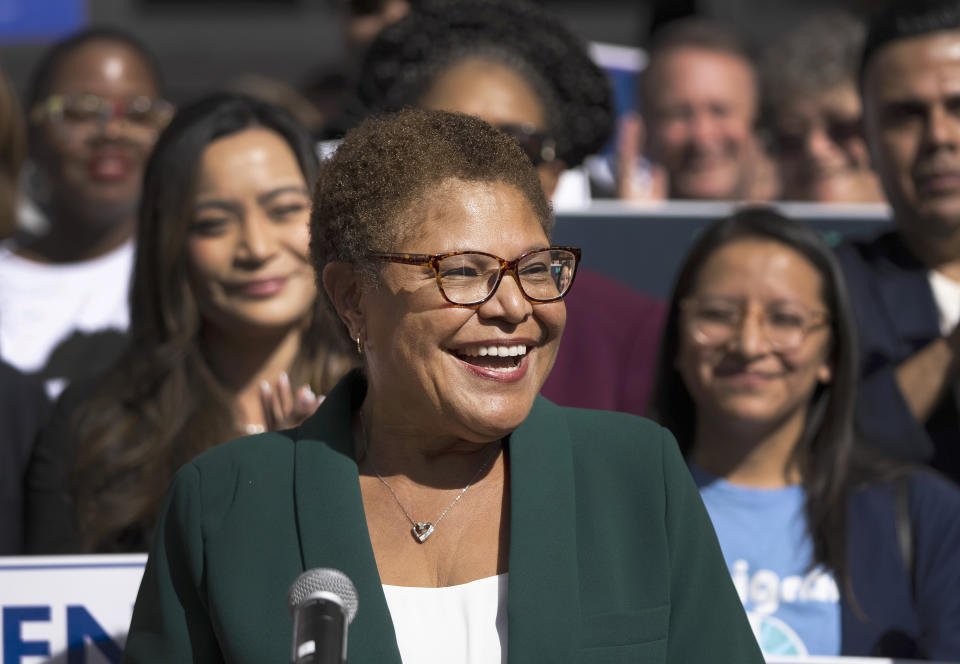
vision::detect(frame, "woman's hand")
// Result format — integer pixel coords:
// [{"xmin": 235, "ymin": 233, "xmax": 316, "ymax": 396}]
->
[{"xmin": 259, "ymin": 372, "xmax": 324, "ymax": 431}]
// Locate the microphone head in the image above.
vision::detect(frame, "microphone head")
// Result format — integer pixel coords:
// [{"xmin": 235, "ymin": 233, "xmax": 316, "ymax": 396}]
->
[{"xmin": 287, "ymin": 568, "xmax": 359, "ymax": 623}]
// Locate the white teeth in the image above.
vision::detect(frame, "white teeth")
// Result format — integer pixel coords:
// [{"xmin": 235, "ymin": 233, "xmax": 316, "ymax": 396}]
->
[{"xmin": 457, "ymin": 344, "xmax": 529, "ymax": 357}]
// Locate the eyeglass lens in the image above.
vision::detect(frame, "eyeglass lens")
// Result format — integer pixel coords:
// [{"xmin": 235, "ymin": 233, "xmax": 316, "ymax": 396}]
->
[
  {"xmin": 437, "ymin": 249, "xmax": 576, "ymax": 304},
  {"xmin": 51, "ymin": 94, "xmax": 172, "ymax": 130},
  {"xmin": 775, "ymin": 117, "xmax": 863, "ymax": 155},
  {"xmin": 686, "ymin": 298, "xmax": 823, "ymax": 349}
]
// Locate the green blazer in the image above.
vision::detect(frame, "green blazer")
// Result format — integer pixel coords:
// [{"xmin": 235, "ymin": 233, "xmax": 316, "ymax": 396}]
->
[{"xmin": 124, "ymin": 372, "xmax": 762, "ymax": 663}]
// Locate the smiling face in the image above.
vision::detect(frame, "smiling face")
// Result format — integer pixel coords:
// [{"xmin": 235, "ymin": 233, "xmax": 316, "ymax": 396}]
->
[
  {"xmin": 775, "ymin": 85, "xmax": 883, "ymax": 202},
  {"xmin": 863, "ymin": 30, "xmax": 960, "ymax": 244},
  {"xmin": 646, "ymin": 47, "xmax": 758, "ymax": 200},
  {"xmin": 186, "ymin": 128, "xmax": 316, "ymax": 337},
  {"xmin": 34, "ymin": 39, "xmax": 162, "ymax": 225},
  {"xmin": 676, "ymin": 238, "xmax": 832, "ymax": 430},
  {"xmin": 358, "ymin": 178, "xmax": 566, "ymax": 442}
]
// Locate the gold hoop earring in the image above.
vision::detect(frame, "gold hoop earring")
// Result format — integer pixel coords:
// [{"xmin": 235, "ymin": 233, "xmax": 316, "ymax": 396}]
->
[{"xmin": 355, "ymin": 335, "xmax": 363, "ymax": 356}]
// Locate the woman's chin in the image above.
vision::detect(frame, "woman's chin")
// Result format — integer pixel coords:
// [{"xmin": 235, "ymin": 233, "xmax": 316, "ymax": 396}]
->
[
  {"xmin": 208, "ymin": 309, "xmax": 311, "ymax": 338},
  {"xmin": 447, "ymin": 393, "xmax": 536, "ymax": 442},
  {"xmin": 710, "ymin": 396, "xmax": 792, "ymax": 425}
]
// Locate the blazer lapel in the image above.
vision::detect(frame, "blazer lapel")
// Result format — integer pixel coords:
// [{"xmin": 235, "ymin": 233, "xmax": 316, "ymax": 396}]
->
[
  {"xmin": 506, "ymin": 396, "xmax": 580, "ymax": 662},
  {"xmin": 291, "ymin": 376, "xmax": 582, "ymax": 662},
  {"xmin": 292, "ymin": 371, "xmax": 403, "ymax": 664},
  {"xmin": 873, "ymin": 233, "xmax": 941, "ymax": 346}
]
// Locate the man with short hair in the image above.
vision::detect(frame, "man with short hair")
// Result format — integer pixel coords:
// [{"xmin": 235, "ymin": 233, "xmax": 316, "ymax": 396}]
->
[
  {"xmin": 626, "ymin": 18, "xmax": 772, "ymax": 201},
  {"xmin": 837, "ymin": 0, "xmax": 960, "ymax": 482}
]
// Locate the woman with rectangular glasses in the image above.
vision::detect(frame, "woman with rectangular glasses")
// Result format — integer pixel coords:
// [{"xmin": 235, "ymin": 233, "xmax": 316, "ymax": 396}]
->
[
  {"xmin": 350, "ymin": 0, "xmax": 667, "ymax": 417},
  {"xmin": 0, "ymin": 29, "xmax": 171, "ymax": 398},
  {"xmin": 122, "ymin": 108, "xmax": 763, "ymax": 664},
  {"xmin": 650, "ymin": 208, "xmax": 960, "ymax": 658}
]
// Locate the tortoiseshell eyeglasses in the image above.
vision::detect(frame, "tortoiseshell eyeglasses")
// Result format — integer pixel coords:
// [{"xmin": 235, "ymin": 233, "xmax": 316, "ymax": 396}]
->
[{"xmin": 369, "ymin": 247, "xmax": 581, "ymax": 306}]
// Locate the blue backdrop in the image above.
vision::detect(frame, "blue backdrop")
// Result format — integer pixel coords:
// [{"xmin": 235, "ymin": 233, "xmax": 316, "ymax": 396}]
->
[{"xmin": 0, "ymin": 0, "xmax": 86, "ymax": 43}]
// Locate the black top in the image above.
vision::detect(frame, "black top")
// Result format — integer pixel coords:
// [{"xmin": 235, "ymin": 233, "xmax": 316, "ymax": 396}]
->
[
  {"xmin": 22, "ymin": 379, "xmax": 101, "ymax": 554},
  {"xmin": 0, "ymin": 360, "xmax": 51, "ymax": 554}
]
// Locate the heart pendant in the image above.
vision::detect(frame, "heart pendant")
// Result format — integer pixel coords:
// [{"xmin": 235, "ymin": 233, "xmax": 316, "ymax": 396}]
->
[{"xmin": 412, "ymin": 522, "xmax": 435, "ymax": 543}]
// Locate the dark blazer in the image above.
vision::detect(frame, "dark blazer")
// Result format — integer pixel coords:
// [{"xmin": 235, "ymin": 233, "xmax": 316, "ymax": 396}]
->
[
  {"xmin": 0, "ymin": 360, "xmax": 51, "ymax": 554},
  {"xmin": 124, "ymin": 371, "xmax": 763, "ymax": 663},
  {"xmin": 23, "ymin": 380, "xmax": 89, "ymax": 553},
  {"xmin": 845, "ymin": 471, "xmax": 960, "ymax": 659},
  {"xmin": 835, "ymin": 231, "xmax": 960, "ymax": 482}
]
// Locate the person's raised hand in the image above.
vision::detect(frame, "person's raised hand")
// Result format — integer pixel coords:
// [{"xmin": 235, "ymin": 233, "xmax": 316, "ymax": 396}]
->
[
  {"xmin": 259, "ymin": 372, "xmax": 324, "ymax": 431},
  {"xmin": 615, "ymin": 112, "xmax": 668, "ymax": 201}
]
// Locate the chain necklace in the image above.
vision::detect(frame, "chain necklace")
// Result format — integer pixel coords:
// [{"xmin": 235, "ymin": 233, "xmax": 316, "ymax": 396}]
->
[{"xmin": 358, "ymin": 416, "xmax": 500, "ymax": 543}]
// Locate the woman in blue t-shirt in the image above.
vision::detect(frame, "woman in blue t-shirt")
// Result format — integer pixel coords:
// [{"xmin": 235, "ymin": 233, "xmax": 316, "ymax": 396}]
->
[{"xmin": 650, "ymin": 207, "xmax": 960, "ymax": 659}]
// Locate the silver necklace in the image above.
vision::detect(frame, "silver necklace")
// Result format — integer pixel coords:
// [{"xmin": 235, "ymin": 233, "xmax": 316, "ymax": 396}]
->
[{"xmin": 358, "ymin": 416, "xmax": 500, "ymax": 543}]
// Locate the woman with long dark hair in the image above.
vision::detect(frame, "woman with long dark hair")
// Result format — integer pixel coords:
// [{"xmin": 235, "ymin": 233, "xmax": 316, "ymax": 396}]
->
[
  {"xmin": 650, "ymin": 207, "xmax": 960, "ymax": 658},
  {"xmin": 25, "ymin": 94, "xmax": 353, "ymax": 553}
]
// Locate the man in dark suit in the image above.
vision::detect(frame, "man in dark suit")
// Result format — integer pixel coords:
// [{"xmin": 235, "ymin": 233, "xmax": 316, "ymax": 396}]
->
[{"xmin": 837, "ymin": 0, "xmax": 960, "ymax": 482}]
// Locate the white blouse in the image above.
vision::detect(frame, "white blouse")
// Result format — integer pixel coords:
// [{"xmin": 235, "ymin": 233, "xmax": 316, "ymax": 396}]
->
[{"xmin": 382, "ymin": 573, "xmax": 508, "ymax": 664}]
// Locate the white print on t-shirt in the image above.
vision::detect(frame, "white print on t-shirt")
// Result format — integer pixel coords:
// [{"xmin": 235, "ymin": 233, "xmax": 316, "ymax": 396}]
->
[
  {"xmin": 730, "ymin": 559, "xmax": 840, "ymax": 616},
  {"xmin": 0, "ymin": 239, "xmax": 133, "ymax": 398}
]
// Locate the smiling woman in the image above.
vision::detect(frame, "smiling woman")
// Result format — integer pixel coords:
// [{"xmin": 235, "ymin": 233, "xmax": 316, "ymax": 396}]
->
[
  {"xmin": 122, "ymin": 108, "xmax": 764, "ymax": 664},
  {"xmin": 186, "ymin": 128, "xmax": 319, "ymax": 335},
  {"xmin": 24, "ymin": 94, "xmax": 354, "ymax": 554},
  {"xmin": 650, "ymin": 207, "xmax": 960, "ymax": 658},
  {"xmin": 0, "ymin": 29, "xmax": 169, "ymax": 398}
]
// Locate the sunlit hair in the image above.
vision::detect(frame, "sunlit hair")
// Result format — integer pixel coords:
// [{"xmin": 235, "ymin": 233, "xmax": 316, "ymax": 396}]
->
[
  {"xmin": 641, "ymin": 17, "xmax": 757, "ymax": 109},
  {"xmin": 351, "ymin": 0, "xmax": 613, "ymax": 168},
  {"xmin": 70, "ymin": 93, "xmax": 352, "ymax": 552},
  {"xmin": 310, "ymin": 108, "xmax": 551, "ymax": 341},
  {"xmin": 649, "ymin": 207, "xmax": 864, "ymax": 587},
  {"xmin": 0, "ymin": 64, "xmax": 26, "ymax": 240},
  {"xmin": 761, "ymin": 11, "xmax": 865, "ymax": 112},
  {"xmin": 859, "ymin": 0, "xmax": 960, "ymax": 88}
]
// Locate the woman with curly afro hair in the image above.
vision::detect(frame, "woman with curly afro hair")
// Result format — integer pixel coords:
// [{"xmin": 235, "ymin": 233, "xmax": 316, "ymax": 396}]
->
[{"xmin": 350, "ymin": 0, "xmax": 614, "ymax": 203}]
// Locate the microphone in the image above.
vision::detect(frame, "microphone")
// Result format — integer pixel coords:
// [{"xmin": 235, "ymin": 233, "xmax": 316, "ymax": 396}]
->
[{"xmin": 288, "ymin": 568, "xmax": 359, "ymax": 664}]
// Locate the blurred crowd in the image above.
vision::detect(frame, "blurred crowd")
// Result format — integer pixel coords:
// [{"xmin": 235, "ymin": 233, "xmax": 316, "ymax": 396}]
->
[{"xmin": 1, "ymin": 0, "xmax": 960, "ymax": 659}]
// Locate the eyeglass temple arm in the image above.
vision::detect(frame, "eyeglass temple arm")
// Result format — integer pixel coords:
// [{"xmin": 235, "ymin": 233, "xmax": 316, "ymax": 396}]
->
[{"xmin": 368, "ymin": 253, "xmax": 436, "ymax": 266}]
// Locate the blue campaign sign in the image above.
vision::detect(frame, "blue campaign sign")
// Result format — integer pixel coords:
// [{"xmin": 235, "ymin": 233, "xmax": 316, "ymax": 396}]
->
[
  {"xmin": 0, "ymin": 0, "xmax": 87, "ymax": 43},
  {"xmin": 3, "ymin": 605, "xmax": 124, "ymax": 663}
]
